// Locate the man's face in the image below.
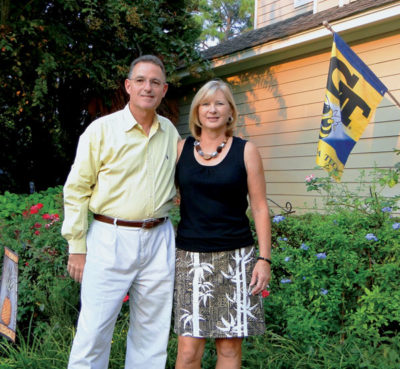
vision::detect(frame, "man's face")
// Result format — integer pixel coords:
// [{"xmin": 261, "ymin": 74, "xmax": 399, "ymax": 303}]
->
[{"xmin": 125, "ymin": 62, "xmax": 168, "ymax": 113}]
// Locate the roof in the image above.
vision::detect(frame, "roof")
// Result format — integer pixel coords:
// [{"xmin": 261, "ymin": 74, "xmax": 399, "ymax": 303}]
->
[{"xmin": 202, "ymin": 0, "xmax": 399, "ymax": 60}]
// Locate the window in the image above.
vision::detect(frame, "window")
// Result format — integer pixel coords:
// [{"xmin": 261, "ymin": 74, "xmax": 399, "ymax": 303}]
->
[{"xmin": 294, "ymin": 0, "xmax": 313, "ymax": 7}]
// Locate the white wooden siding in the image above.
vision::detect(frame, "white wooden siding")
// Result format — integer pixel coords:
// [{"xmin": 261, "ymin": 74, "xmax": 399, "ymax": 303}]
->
[
  {"xmin": 177, "ymin": 33, "xmax": 400, "ymax": 213},
  {"xmin": 256, "ymin": 0, "xmax": 313, "ymax": 28},
  {"xmin": 318, "ymin": 0, "xmax": 357, "ymax": 12},
  {"xmin": 256, "ymin": 0, "xmax": 359, "ymax": 28}
]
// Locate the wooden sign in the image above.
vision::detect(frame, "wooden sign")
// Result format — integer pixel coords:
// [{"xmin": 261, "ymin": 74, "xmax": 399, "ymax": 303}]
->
[{"xmin": 0, "ymin": 247, "xmax": 18, "ymax": 342}]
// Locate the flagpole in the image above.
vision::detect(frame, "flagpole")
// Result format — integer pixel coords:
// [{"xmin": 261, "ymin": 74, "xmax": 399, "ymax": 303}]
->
[
  {"xmin": 322, "ymin": 20, "xmax": 335, "ymax": 35},
  {"xmin": 387, "ymin": 91, "xmax": 400, "ymax": 109},
  {"xmin": 322, "ymin": 20, "xmax": 400, "ymax": 109}
]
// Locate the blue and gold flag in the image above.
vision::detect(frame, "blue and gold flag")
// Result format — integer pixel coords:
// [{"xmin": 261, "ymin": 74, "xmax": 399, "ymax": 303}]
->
[{"xmin": 316, "ymin": 33, "xmax": 387, "ymax": 181}]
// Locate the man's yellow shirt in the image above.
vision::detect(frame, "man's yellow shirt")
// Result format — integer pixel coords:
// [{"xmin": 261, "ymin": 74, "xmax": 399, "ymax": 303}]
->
[{"xmin": 62, "ymin": 104, "xmax": 180, "ymax": 254}]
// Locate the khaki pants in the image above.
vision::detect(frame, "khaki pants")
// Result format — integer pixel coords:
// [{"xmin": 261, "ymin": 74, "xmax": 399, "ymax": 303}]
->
[{"xmin": 68, "ymin": 219, "xmax": 175, "ymax": 369}]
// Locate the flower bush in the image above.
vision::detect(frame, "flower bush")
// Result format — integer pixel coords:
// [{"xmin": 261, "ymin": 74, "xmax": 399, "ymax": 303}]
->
[
  {"xmin": 0, "ymin": 163, "xmax": 399, "ymax": 368},
  {"xmin": 267, "ymin": 208, "xmax": 400, "ymax": 348},
  {"xmin": 261, "ymin": 169, "xmax": 400, "ymax": 367},
  {"xmin": 0, "ymin": 187, "xmax": 80, "ymax": 335}
]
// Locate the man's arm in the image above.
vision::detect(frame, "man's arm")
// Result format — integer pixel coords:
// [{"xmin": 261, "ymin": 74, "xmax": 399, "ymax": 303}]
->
[{"xmin": 62, "ymin": 126, "xmax": 100, "ymax": 280}]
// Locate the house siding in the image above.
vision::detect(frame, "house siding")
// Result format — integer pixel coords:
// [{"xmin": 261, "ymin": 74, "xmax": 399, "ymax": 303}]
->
[
  {"xmin": 256, "ymin": 0, "xmax": 314, "ymax": 28},
  {"xmin": 256, "ymin": 0, "xmax": 360, "ymax": 29},
  {"xmin": 318, "ymin": 0, "xmax": 357, "ymax": 12},
  {"xmin": 176, "ymin": 32, "xmax": 400, "ymax": 213}
]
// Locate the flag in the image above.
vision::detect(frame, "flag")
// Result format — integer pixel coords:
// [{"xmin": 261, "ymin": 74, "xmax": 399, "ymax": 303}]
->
[
  {"xmin": 0, "ymin": 247, "xmax": 19, "ymax": 342},
  {"xmin": 316, "ymin": 32, "xmax": 387, "ymax": 181}
]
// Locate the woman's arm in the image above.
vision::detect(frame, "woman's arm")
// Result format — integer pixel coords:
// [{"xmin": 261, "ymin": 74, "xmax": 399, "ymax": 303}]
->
[
  {"xmin": 176, "ymin": 138, "xmax": 186, "ymax": 163},
  {"xmin": 244, "ymin": 141, "xmax": 272, "ymax": 295}
]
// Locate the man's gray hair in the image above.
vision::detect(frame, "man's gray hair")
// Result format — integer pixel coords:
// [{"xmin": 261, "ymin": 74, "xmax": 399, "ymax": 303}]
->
[{"xmin": 127, "ymin": 55, "xmax": 166, "ymax": 80}]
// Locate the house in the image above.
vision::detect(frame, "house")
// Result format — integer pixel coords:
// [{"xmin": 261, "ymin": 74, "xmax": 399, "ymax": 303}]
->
[{"xmin": 174, "ymin": 0, "xmax": 400, "ymax": 213}]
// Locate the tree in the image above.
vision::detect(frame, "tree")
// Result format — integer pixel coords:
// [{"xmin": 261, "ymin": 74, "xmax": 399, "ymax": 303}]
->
[
  {"xmin": 193, "ymin": 0, "xmax": 254, "ymax": 49},
  {"xmin": 0, "ymin": 0, "xmax": 203, "ymax": 193}
]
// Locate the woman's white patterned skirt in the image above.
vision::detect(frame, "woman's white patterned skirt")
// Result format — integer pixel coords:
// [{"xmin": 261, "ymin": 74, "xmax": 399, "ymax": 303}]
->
[{"xmin": 173, "ymin": 245, "xmax": 266, "ymax": 338}]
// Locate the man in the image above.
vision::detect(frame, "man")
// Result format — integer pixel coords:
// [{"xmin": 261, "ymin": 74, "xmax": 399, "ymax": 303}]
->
[{"xmin": 62, "ymin": 55, "xmax": 180, "ymax": 369}]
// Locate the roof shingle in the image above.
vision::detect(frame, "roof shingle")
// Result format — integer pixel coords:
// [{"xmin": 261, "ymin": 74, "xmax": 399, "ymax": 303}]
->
[{"xmin": 202, "ymin": 0, "xmax": 399, "ymax": 60}]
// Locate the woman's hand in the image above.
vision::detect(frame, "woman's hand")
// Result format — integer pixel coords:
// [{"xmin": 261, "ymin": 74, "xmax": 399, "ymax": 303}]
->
[{"xmin": 249, "ymin": 260, "xmax": 271, "ymax": 295}]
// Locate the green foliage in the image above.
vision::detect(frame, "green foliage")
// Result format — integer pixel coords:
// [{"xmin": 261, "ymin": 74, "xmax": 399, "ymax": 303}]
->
[
  {"xmin": 268, "ymin": 209, "xmax": 400, "ymax": 349},
  {"xmin": 260, "ymin": 168, "xmax": 400, "ymax": 367},
  {"xmin": 193, "ymin": 0, "xmax": 254, "ymax": 49},
  {"xmin": 1, "ymin": 169, "xmax": 400, "ymax": 368},
  {"xmin": 0, "ymin": 0, "xmax": 204, "ymax": 193},
  {"xmin": 0, "ymin": 186, "xmax": 80, "ymax": 335},
  {"xmin": 0, "ymin": 321, "xmax": 72, "ymax": 368},
  {"xmin": 375, "ymin": 148, "xmax": 400, "ymax": 189},
  {"xmin": 305, "ymin": 168, "xmax": 400, "ymax": 220}
]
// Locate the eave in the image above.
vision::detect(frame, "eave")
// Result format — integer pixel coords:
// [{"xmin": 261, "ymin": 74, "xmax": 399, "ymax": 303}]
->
[{"xmin": 180, "ymin": 0, "xmax": 400, "ymax": 83}]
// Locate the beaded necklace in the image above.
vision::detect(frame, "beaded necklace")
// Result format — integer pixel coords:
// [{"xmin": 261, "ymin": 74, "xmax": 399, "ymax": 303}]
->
[{"xmin": 194, "ymin": 139, "xmax": 227, "ymax": 160}]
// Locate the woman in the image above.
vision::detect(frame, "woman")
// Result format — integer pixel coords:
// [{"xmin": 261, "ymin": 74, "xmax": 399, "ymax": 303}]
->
[{"xmin": 174, "ymin": 80, "xmax": 272, "ymax": 369}]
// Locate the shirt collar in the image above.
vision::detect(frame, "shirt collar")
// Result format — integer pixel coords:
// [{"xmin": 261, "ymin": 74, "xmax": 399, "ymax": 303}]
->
[{"xmin": 122, "ymin": 104, "xmax": 165, "ymax": 133}]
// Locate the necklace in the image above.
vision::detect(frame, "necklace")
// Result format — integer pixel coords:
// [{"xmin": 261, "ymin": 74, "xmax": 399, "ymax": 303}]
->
[{"xmin": 194, "ymin": 138, "xmax": 227, "ymax": 160}]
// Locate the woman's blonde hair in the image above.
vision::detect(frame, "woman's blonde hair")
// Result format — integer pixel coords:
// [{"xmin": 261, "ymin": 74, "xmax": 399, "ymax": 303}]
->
[{"xmin": 189, "ymin": 80, "xmax": 238, "ymax": 139}]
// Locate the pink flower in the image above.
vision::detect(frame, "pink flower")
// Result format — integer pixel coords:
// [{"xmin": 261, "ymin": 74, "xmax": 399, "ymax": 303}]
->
[
  {"xmin": 261, "ymin": 290, "xmax": 270, "ymax": 298},
  {"xmin": 25, "ymin": 262, "xmax": 29, "ymax": 266},
  {"xmin": 34, "ymin": 222, "xmax": 42, "ymax": 228},
  {"xmin": 30, "ymin": 203, "xmax": 44, "ymax": 214},
  {"xmin": 43, "ymin": 213, "xmax": 60, "ymax": 221},
  {"xmin": 305, "ymin": 174, "xmax": 315, "ymax": 183},
  {"xmin": 123, "ymin": 294, "xmax": 129, "ymax": 303},
  {"xmin": 22, "ymin": 210, "xmax": 29, "ymax": 217},
  {"xmin": 45, "ymin": 223, "xmax": 51, "ymax": 229},
  {"xmin": 34, "ymin": 230, "xmax": 40, "ymax": 236}
]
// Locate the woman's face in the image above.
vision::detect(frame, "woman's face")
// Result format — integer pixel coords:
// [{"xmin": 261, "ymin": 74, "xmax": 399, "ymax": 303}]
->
[{"xmin": 197, "ymin": 90, "xmax": 232, "ymax": 132}]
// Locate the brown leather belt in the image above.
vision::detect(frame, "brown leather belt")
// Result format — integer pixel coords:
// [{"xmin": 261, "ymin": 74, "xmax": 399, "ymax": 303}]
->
[{"xmin": 94, "ymin": 214, "xmax": 167, "ymax": 229}]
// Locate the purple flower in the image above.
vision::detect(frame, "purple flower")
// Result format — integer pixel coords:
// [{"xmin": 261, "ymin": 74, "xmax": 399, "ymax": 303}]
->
[
  {"xmin": 381, "ymin": 207, "xmax": 392, "ymax": 213},
  {"xmin": 365, "ymin": 233, "xmax": 378, "ymax": 242},
  {"xmin": 316, "ymin": 252, "xmax": 327, "ymax": 260},
  {"xmin": 300, "ymin": 243, "xmax": 309, "ymax": 250},
  {"xmin": 321, "ymin": 289, "xmax": 329, "ymax": 295},
  {"xmin": 284, "ymin": 256, "xmax": 290, "ymax": 262},
  {"xmin": 393, "ymin": 223, "xmax": 400, "ymax": 230},
  {"xmin": 278, "ymin": 237, "xmax": 288, "ymax": 242},
  {"xmin": 273, "ymin": 215, "xmax": 285, "ymax": 223},
  {"xmin": 280, "ymin": 278, "xmax": 292, "ymax": 284}
]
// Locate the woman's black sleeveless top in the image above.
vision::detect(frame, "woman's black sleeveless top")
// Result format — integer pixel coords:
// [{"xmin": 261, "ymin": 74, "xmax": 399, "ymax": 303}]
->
[{"xmin": 175, "ymin": 136, "xmax": 254, "ymax": 252}]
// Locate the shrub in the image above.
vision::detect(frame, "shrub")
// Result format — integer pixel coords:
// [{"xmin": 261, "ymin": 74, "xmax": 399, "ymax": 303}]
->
[
  {"xmin": 259, "ymin": 168, "xmax": 400, "ymax": 367},
  {"xmin": 267, "ymin": 209, "xmax": 400, "ymax": 346},
  {"xmin": 0, "ymin": 187, "xmax": 80, "ymax": 335},
  {"xmin": 1, "ymin": 165, "xmax": 399, "ymax": 368}
]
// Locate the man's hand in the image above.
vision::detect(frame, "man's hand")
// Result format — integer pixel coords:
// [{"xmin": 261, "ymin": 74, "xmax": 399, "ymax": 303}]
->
[{"xmin": 67, "ymin": 254, "xmax": 87, "ymax": 283}]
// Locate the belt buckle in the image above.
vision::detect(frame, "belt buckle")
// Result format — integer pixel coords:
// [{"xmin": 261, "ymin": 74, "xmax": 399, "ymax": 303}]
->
[{"xmin": 142, "ymin": 218, "xmax": 157, "ymax": 229}]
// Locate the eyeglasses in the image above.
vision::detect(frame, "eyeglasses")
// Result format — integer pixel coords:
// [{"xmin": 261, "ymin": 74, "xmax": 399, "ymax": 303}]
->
[{"xmin": 129, "ymin": 77, "xmax": 165, "ymax": 89}]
